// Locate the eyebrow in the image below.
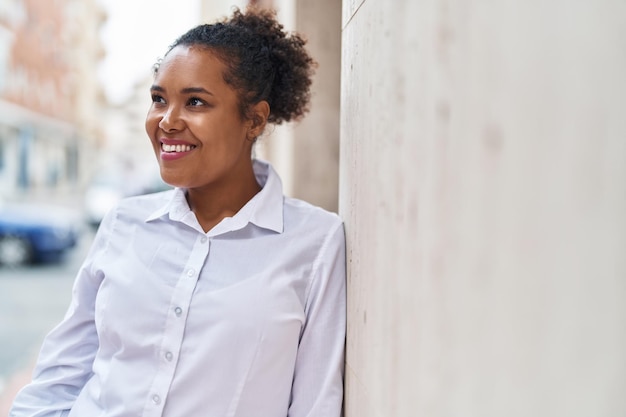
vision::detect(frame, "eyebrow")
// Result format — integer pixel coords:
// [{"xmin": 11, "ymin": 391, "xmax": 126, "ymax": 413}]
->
[
  {"xmin": 182, "ymin": 87, "xmax": 214, "ymax": 96},
  {"xmin": 150, "ymin": 85, "xmax": 214, "ymax": 96}
]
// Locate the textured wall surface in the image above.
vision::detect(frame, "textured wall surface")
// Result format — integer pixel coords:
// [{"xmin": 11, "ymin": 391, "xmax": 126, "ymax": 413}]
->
[{"xmin": 340, "ymin": 1, "xmax": 626, "ymax": 416}]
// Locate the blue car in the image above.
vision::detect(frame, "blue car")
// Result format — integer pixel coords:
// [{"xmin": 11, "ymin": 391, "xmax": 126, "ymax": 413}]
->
[{"xmin": 0, "ymin": 201, "xmax": 80, "ymax": 267}]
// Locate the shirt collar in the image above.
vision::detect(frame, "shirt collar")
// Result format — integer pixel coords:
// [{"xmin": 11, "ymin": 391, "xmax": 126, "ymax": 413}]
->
[
  {"xmin": 248, "ymin": 159, "xmax": 284, "ymax": 233},
  {"xmin": 145, "ymin": 159, "xmax": 284, "ymax": 234}
]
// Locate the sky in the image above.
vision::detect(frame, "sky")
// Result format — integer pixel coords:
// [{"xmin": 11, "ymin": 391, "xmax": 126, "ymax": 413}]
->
[{"xmin": 96, "ymin": 0, "xmax": 201, "ymax": 104}]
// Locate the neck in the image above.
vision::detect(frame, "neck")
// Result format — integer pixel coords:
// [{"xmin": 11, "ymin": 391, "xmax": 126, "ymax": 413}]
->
[{"xmin": 186, "ymin": 168, "xmax": 261, "ymax": 233}]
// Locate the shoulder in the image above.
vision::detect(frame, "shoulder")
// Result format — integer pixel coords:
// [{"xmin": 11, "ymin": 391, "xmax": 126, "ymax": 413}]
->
[
  {"xmin": 119, "ymin": 189, "xmax": 174, "ymax": 208},
  {"xmin": 93, "ymin": 189, "xmax": 175, "ymax": 250},
  {"xmin": 282, "ymin": 196, "xmax": 344, "ymax": 245},
  {"xmin": 106, "ymin": 189, "xmax": 175, "ymax": 223},
  {"xmin": 284, "ymin": 196, "xmax": 341, "ymax": 226}
]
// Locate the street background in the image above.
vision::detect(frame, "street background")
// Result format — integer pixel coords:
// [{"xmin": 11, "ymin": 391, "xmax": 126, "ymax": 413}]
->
[{"xmin": 2, "ymin": 0, "xmax": 626, "ymax": 416}]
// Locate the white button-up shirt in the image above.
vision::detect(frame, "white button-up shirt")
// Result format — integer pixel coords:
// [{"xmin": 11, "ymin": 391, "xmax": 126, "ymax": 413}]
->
[{"xmin": 10, "ymin": 160, "xmax": 346, "ymax": 417}]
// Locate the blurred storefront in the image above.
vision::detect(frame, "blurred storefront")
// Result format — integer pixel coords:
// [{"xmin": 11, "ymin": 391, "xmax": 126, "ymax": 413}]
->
[{"xmin": 0, "ymin": 0, "xmax": 106, "ymax": 201}]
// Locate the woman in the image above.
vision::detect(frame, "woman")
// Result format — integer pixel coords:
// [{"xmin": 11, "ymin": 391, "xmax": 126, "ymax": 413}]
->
[{"xmin": 10, "ymin": 6, "xmax": 346, "ymax": 417}]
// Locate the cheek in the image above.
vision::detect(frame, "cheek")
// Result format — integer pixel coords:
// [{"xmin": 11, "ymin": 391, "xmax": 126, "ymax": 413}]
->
[{"xmin": 145, "ymin": 113, "xmax": 159, "ymax": 138}]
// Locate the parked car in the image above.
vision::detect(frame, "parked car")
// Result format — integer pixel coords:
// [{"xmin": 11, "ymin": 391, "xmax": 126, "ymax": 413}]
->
[{"xmin": 0, "ymin": 199, "xmax": 80, "ymax": 267}]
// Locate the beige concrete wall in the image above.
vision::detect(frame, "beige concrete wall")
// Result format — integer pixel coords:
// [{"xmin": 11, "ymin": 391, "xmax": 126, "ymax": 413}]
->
[{"xmin": 340, "ymin": 1, "xmax": 626, "ymax": 416}]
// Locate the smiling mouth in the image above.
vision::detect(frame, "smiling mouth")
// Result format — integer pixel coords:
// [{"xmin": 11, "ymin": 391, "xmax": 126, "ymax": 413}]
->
[{"xmin": 161, "ymin": 144, "xmax": 196, "ymax": 153}]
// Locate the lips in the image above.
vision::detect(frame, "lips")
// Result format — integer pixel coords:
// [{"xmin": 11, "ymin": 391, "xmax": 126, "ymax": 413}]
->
[
  {"xmin": 159, "ymin": 139, "xmax": 196, "ymax": 161},
  {"xmin": 162, "ymin": 143, "xmax": 196, "ymax": 153}
]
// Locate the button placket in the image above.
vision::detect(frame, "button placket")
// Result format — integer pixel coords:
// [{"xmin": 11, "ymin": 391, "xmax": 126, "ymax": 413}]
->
[{"xmin": 144, "ymin": 232, "xmax": 211, "ymax": 416}]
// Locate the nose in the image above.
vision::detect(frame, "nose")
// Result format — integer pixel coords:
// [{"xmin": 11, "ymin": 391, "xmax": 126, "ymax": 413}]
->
[{"xmin": 159, "ymin": 105, "xmax": 184, "ymax": 132}]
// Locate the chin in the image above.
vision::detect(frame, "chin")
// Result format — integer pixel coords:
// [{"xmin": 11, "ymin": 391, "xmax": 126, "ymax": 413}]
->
[{"xmin": 158, "ymin": 170, "xmax": 184, "ymax": 189}]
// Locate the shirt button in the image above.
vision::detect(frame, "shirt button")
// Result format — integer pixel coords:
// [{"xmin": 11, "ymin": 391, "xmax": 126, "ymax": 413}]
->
[
  {"xmin": 174, "ymin": 307, "xmax": 182, "ymax": 317},
  {"xmin": 152, "ymin": 394, "xmax": 161, "ymax": 404},
  {"xmin": 201, "ymin": 236, "xmax": 207, "ymax": 243},
  {"xmin": 165, "ymin": 351, "xmax": 173, "ymax": 361},
  {"xmin": 187, "ymin": 269, "xmax": 195, "ymax": 277}
]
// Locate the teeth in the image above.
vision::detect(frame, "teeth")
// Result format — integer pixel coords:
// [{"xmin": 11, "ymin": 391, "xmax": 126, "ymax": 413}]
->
[{"xmin": 162, "ymin": 144, "xmax": 195, "ymax": 153}]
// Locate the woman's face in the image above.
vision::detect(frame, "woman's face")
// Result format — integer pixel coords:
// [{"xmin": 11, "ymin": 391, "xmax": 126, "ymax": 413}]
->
[{"xmin": 145, "ymin": 45, "xmax": 255, "ymax": 190}]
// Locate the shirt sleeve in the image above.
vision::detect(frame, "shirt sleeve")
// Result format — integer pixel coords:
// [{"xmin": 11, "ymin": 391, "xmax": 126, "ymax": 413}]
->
[
  {"xmin": 9, "ymin": 210, "xmax": 113, "ymax": 417},
  {"xmin": 288, "ymin": 221, "xmax": 347, "ymax": 417}
]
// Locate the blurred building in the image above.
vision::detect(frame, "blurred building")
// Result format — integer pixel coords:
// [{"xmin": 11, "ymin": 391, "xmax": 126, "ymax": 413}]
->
[
  {"xmin": 96, "ymin": 73, "xmax": 163, "ymax": 195},
  {"xmin": 0, "ymin": 0, "xmax": 106, "ymax": 201}
]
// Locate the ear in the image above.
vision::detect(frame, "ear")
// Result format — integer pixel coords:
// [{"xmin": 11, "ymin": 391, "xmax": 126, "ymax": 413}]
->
[{"xmin": 247, "ymin": 100, "xmax": 270, "ymax": 140}]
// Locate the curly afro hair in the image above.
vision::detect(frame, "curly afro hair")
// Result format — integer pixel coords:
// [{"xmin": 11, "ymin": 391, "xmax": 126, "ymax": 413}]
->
[{"xmin": 158, "ymin": 6, "xmax": 316, "ymax": 125}]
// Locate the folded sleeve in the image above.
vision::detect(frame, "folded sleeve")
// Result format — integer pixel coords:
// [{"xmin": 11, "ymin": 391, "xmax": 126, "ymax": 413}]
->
[
  {"xmin": 9, "ymin": 210, "xmax": 114, "ymax": 417},
  {"xmin": 288, "ymin": 221, "xmax": 347, "ymax": 417}
]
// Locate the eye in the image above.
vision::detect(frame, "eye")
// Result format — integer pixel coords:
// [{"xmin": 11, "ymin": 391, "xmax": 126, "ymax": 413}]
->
[
  {"xmin": 187, "ymin": 97, "xmax": 205, "ymax": 107},
  {"xmin": 151, "ymin": 94, "xmax": 166, "ymax": 105}
]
